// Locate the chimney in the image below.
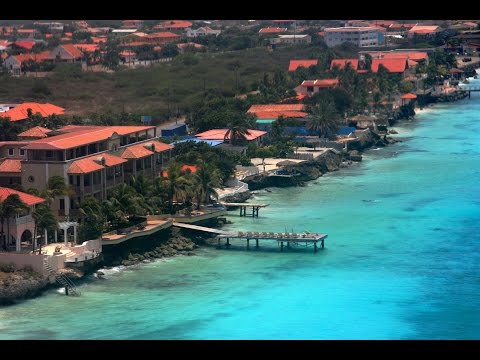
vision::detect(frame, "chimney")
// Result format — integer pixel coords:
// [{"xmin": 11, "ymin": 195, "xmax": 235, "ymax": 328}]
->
[
  {"xmin": 144, "ymin": 143, "xmax": 154, "ymax": 151},
  {"xmin": 94, "ymin": 156, "xmax": 106, "ymax": 166}
]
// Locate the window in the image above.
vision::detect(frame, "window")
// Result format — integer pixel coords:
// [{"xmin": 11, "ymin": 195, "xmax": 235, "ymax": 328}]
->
[
  {"xmin": 46, "ymin": 150, "xmax": 53, "ymax": 158},
  {"xmin": 307, "ymin": 86, "xmax": 314, "ymax": 93},
  {"xmin": 20, "ymin": 149, "xmax": 25, "ymax": 156},
  {"xmin": 8, "ymin": 148, "xmax": 14, "ymax": 156}
]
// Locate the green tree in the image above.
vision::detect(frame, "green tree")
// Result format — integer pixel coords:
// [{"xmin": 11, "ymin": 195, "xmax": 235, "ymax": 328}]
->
[
  {"xmin": 307, "ymin": 97, "xmax": 340, "ymax": 139},
  {"xmin": 32, "ymin": 203, "xmax": 58, "ymax": 253},
  {"xmin": 163, "ymin": 161, "xmax": 190, "ymax": 214},
  {"xmin": 78, "ymin": 196, "xmax": 104, "ymax": 242},
  {"xmin": 160, "ymin": 43, "xmax": 179, "ymax": 58},
  {"xmin": 193, "ymin": 162, "xmax": 222, "ymax": 207}
]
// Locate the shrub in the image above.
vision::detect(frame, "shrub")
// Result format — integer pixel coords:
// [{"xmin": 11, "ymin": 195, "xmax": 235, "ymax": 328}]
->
[{"xmin": 0, "ymin": 263, "xmax": 15, "ymax": 273}]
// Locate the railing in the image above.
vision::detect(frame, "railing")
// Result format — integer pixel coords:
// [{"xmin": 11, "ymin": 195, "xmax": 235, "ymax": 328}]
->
[
  {"xmin": 14, "ymin": 214, "xmax": 33, "ymax": 225},
  {"xmin": 43, "ymin": 257, "xmax": 80, "ymax": 296}
]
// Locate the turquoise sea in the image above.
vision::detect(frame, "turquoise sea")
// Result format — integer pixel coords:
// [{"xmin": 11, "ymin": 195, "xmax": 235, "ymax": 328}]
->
[{"xmin": 1, "ymin": 82, "xmax": 480, "ymax": 339}]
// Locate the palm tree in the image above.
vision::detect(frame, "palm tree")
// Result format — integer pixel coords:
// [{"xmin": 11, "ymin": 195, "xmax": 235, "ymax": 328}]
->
[
  {"xmin": 32, "ymin": 203, "xmax": 58, "ymax": 254},
  {"xmin": 44, "ymin": 176, "xmax": 73, "ymax": 200},
  {"xmin": 0, "ymin": 199, "xmax": 6, "ymax": 250},
  {"xmin": 193, "ymin": 163, "xmax": 222, "ymax": 208},
  {"xmin": 307, "ymin": 98, "xmax": 340, "ymax": 139},
  {"xmin": 224, "ymin": 117, "xmax": 251, "ymax": 146},
  {"xmin": 78, "ymin": 197, "xmax": 104, "ymax": 242},
  {"xmin": 163, "ymin": 162, "xmax": 190, "ymax": 214}
]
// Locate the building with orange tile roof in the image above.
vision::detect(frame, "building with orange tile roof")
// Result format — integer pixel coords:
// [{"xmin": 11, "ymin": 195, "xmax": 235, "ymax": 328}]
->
[
  {"xmin": 17, "ymin": 126, "xmax": 52, "ymax": 140},
  {"xmin": 259, "ymin": 27, "xmax": 287, "ymax": 35},
  {"xmin": 73, "ymin": 43, "xmax": 99, "ymax": 53},
  {"xmin": 0, "ymin": 103, "xmax": 65, "ymax": 122},
  {"xmin": 48, "ymin": 44, "xmax": 84, "ymax": 62},
  {"xmin": 12, "ymin": 41, "xmax": 35, "ymax": 50},
  {"xmin": 3, "ymin": 51, "xmax": 51, "ymax": 76},
  {"xmin": 408, "ymin": 25, "xmax": 440, "ymax": 38},
  {"xmin": 0, "ymin": 186, "xmax": 46, "ymax": 251},
  {"xmin": 296, "ymin": 79, "xmax": 340, "ymax": 97},
  {"xmin": 195, "ymin": 129, "xmax": 267, "ymax": 144},
  {"xmin": 122, "ymin": 20, "xmax": 144, "ymax": 29},
  {"xmin": 324, "ymin": 27, "xmax": 380, "ymax": 47},
  {"xmin": 155, "ymin": 20, "xmax": 193, "ymax": 31},
  {"xmin": 0, "ymin": 159, "xmax": 22, "ymax": 173},
  {"xmin": 371, "ymin": 58, "xmax": 408, "ymax": 74},
  {"xmin": 248, "ymin": 104, "xmax": 305, "ymax": 114},
  {"xmin": 288, "ymin": 59, "xmax": 318, "ymax": 72}
]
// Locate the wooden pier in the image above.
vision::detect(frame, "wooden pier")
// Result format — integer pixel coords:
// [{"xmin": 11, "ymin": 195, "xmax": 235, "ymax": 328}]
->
[
  {"xmin": 217, "ymin": 231, "xmax": 327, "ymax": 253},
  {"xmin": 221, "ymin": 202, "xmax": 269, "ymax": 217}
]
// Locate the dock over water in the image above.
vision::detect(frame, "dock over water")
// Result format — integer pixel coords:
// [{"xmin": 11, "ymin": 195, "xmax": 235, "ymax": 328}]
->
[
  {"xmin": 217, "ymin": 231, "xmax": 327, "ymax": 253},
  {"xmin": 221, "ymin": 202, "xmax": 270, "ymax": 217}
]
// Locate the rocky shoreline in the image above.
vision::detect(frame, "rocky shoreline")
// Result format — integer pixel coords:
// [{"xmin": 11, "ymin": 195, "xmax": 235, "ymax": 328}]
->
[{"xmin": 0, "ymin": 268, "xmax": 50, "ymax": 306}]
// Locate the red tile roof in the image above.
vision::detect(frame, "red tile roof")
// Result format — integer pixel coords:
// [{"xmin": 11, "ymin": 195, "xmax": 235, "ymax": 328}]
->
[
  {"xmin": 371, "ymin": 58, "xmax": 407, "ymax": 73},
  {"xmin": 119, "ymin": 144, "xmax": 154, "ymax": 159},
  {"xmin": 301, "ymin": 79, "xmax": 339, "ymax": 87},
  {"xmin": 248, "ymin": 104, "xmax": 305, "ymax": 113},
  {"xmin": 13, "ymin": 41, "xmax": 35, "ymax": 50},
  {"xmin": 162, "ymin": 164, "xmax": 197, "ymax": 178},
  {"xmin": 254, "ymin": 111, "xmax": 308, "ymax": 119},
  {"xmin": 401, "ymin": 93, "xmax": 417, "ymax": 99},
  {"xmin": 0, "ymin": 159, "xmax": 22, "ymax": 173},
  {"xmin": 23, "ymin": 126, "xmax": 155, "ymax": 150},
  {"xmin": 147, "ymin": 32, "xmax": 180, "ymax": 39},
  {"xmin": 288, "ymin": 59, "xmax": 318, "ymax": 72},
  {"xmin": 0, "ymin": 103, "xmax": 65, "ymax": 122},
  {"xmin": 147, "ymin": 140, "xmax": 174, "ymax": 153},
  {"xmin": 409, "ymin": 25, "xmax": 439, "ymax": 34},
  {"xmin": 60, "ymin": 44, "xmax": 84, "ymax": 58},
  {"xmin": 119, "ymin": 51, "xmax": 136, "ymax": 57},
  {"xmin": 68, "ymin": 152, "xmax": 128, "ymax": 174},
  {"xmin": 259, "ymin": 27, "xmax": 287, "ymax": 34},
  {"xmin": 18, "ymin": 126, "xmax": 52, "ymax": 138},
  {"xmin": 195, "ymin": 129, "xmax": 266, "ymax": 141},
  {"xmin": 155, "ymin": 20, "xmax": 193, "ymax": 29},
  {"xmin": 330, "ymin": 59, "xmax": 359, "ymax": 70},
  {"xmin": 0, "ymin": 187, "xmax": 45, "ymax": 206},
  {"xmin": 91, "ymin": 36, "xmax": 107, "ymax": 43},
  {"xmin": 177, "ymin": 42, "xmax": 205, "ymax": 50},
  {"xmin": 389, "ymin": 23, "xmax": 417, "ymax": 29},
  {"xmin": 68, "ymin": 157, "xmax": 104, "ymax": 174},
  {"xmin": 73, "ymin": 43, "xmax": 99, "ymax": 52}
]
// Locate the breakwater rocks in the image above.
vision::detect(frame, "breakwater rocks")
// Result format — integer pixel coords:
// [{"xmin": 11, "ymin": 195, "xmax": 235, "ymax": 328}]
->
[
  {"xmin": 102, "ymin": 228, "xmax": 203, "ymax": 268},
  {"xmin": 222, "ymin": 190, "xmax": 252, "ymax": 203},
  {"xmin": 0, "ymin": 269, "xmax": 49, "ymax": 305},
  {"xmin": 434, "ymin": 91, "xmax": 469, "ymax": 103}
]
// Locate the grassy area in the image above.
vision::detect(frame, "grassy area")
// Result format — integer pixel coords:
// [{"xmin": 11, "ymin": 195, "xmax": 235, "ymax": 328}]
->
[{"xmin": 0, "ymin": 45, "xmax": 322, "ymax": 119}]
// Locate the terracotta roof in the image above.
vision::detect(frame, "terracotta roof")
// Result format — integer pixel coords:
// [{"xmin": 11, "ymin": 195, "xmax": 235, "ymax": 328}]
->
[
  {"xmin": 288, "ymin": 59, "xmax": 318, "ymax": 72},
  {"xmin": 248, "ymin": 104, "xmax": 305, "ymax": 113},
  {"xmin": 450, "ymin": 68, "xmax": 464, "ymax": 73},
  {"xmin": 68, "ymin": 152, "xmax": 128, "ymax": 174},
  {"xmin": 301, "ymin": 79, "xmax": 339, "ymax": 87},
  {"xmin": 65, "ymin": 32, "xmax": 73, "ymax": 37},
  {"xmin": 372, "ymin": 21, "xmax": 397, "ymax": 27},
  {"xmin": 0, "ymin": 159, "xmax": 22, "ymax": 173},
  {"xmin": 68, "ymin": 157, "xmax": 104, "ymax": 174},
  {"xmin": 324, "ymin": 27, "xmax": 378, "ymax": 32},
  {"xmin": 17, "ymin": 29, "xmax": 36, "ymax": 33},
  {"xmin": 119, "ymin": 51, "xmax": 136, "ymax": 57},
  {"xmin": 18, "ymin": 126, "xmax": 52, "ymax": 138},
  {"xmin": 155, "ymin": 20, "xmax": 193, "ymax": 29},
  {"xmin": 91, "ymin": 36, "xmax": 107, "ymax": 43},
  {"xmin": 195, "ymin": 129, "xmax": 266, "ymax": 141},
  {"xmin": 0, "ymin": 102, "xmax": 65, "ymax": 122},
  {"xmin": 13, "ymin": 41, "xmax": 35, "ymax": 50},
  {"xmin": 23, "ymin": 126, "xmax": 155, "ymax": 150},
  {"xmin": 409, "ymin": 25, "xmax": 439, "ymax": 34},
  {"xmin": 401, "ymin": 93, "xmax": 417, "ymax": 99},
  {"xmin": 371, "ymin": 58, "xmax": 407, "ymax": 73},
  {"xmin": 407, "ymin": 59, "xmax": 418, "ymax": 68},
  {"xmin": 147, "ymin": 32, "xmax": 180, "ymax": 39},
  {"xmin": 119, "ymin": 143, "xmax": 154, "ymax": 159},
  {"xmin": 177, "ymin": 42, "xmax": 205, "ymax": 50},
  {"xmin": 259, "ymin": 27, "xmax": 287, "ymax": 34},
  {"xmin": 60, "ymin": 44, "xmax": 84, "ymax": 58},
  {"xmin": 11, "ymin": 52, "xmax": 50, "ymax": 64},
  {"xmin": 389, "ymin": 23, "xmax": 417, "ymax": 29},
  {"xmin": 330, "ymin": 59, "xmax": 359, "ymax": 70},
  {"xmin": 0, "ymin": 187, "xmax": 45, "ymax": 206},
  {"xmin": 73, "ymin": 43, "xmax": 99, "ymax": 52},
  {"xmin": 254, "ymin": 111, "xmax": 308, "ymax": 119},
  {"xmin": 147, "ymin": 140, "xmax": 174, "ymax": 153}
]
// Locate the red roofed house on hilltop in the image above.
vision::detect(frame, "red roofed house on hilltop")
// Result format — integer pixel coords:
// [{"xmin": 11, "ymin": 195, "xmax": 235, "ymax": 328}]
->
[
  {"xmin": 247, "ymin": 104, "xmax": 307, "ymax": 120},
  {"xmin": 155, "ymin": 20, "xmax": 193, "ymax": 31},
  {"xmin": 0, "ymin": 103, "xmax": 65, "ymax": 123},
  {"xmin": 17, "ymin": 126, "xmax": 52, "ymax": 140},
  {"xmin": 259, "ymin": 27, "xmax": 287, "ymax": 35},
  {"xmin": 48, "ymin": 44, "xmax": 84, "ymax": 62},
  {"xmin": 371, "ymin": 58, "xmax": 409, "ymax": 76},
  {"xmin": 3, "ymin": 51, "xmax": 50, "ymax": 76},
  {"xmin": 122, "ymin": 20, "xmax": 144, "ymax": 29},
  {"xmin": 11, "ymin": 41, "xmax": 36, "ymax": 51},
  {"xmin": 0, "ymin": 187, "xmax": 45, "ymax": 252},
  {"xmin": 408, "ymin": 25, "xmax": 441, "ymax": 39},
  {"xmin": 288, "ymin": 59, "xmax": 318, "ymax": 72},
  {"xmin": 297, "ymin": 79, "xmax": 340, "ymax": 96}
]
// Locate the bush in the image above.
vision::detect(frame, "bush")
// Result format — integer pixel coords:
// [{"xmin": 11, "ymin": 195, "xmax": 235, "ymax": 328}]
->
[
  {"xmin": 30, "ymin": 80, "xmax": 52, "ymax": 97},
  {"xmin": 0, "ymin": 263, "xmax": 15, "ymax": 273}
]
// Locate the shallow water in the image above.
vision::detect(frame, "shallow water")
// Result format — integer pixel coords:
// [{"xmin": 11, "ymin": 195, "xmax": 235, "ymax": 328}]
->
[{"xmin": 1, "ymin": 88, "xmax": 480, "ymax": 339}]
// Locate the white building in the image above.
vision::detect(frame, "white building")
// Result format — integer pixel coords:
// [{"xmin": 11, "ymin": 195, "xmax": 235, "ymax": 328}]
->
[
  {"xmin": 270, "ymin": 34, "xmax": 312, "ymax": 45},
  {"xmin": 324, "ymin": 27, "xmax": 379, "ymax": 48},
  {"xmin": 185, "ymin": 27, "xmax": 221, "ymax": 38}
]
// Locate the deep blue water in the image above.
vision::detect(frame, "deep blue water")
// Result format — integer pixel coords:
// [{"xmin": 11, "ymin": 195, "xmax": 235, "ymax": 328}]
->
[{"xmin": 1, "ymin": 84, "xmax": 479, "ymax": 339}]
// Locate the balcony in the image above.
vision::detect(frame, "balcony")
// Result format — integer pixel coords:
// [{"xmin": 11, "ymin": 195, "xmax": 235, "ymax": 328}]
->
[{"xmin": 15, "ymin": 214, "xmax": 34, "ymax": 225}]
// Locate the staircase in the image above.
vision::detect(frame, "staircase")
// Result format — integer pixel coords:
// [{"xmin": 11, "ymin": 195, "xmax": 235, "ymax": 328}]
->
[{"xmin": 43, "ymin": 258, "xmax": 81, "ymax": 296}]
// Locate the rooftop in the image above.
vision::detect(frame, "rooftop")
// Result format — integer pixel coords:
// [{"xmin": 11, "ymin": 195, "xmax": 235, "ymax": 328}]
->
[
  {"xmin": 288, "ymin": 59, "xmax": 318, "ymax": 72},
  {"xmin": 301, "ymin": 79, "xmax": 339, "ymax": 87},
  {"xmin": 17, "ymin": 126, "xmax": 52, "ymax": 138},
  {"xmin": 195, "ymin": 129, "xmax": 267, "ymax": 141},
  {"xmin": 371, "ymin": 58, "xmax": 407, "ymax": 73},
  {"xmin": 0, "ymin": 159, "xmax": 22, "ymax": 173},
  {"xmin": 330, "ymin": 59, "xmax": 359, "ymax": 70},
  {"xmin": 0, "ymin": 102, "xmax": 65, "ymax": 122},
  {"xmin": 0, "ymin": 187, "xmax": 45, "ymax": 206}
]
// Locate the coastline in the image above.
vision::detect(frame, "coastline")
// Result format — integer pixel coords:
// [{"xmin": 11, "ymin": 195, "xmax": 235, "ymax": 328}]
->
[{"xmin": 0, "ymin": 89, "xmax": 471, "ymax": 307}]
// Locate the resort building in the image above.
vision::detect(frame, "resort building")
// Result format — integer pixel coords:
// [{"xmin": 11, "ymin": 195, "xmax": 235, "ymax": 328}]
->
[
  {"xmin": 270, "ymin": 34, "xmax": 312, "ymax": 45},
  {"xmin": 0, "ymin": 102, "xmax": 65, "ymax": 123},
  {"xmin": 296, "ymin": 79, "xmax": 340, "ymax": 96},
  {"xmin": 0, "ymin": 125, "xmax": 174, "ymax": 219},
  {"xmin": 324, "ymin": 27, "xmax": 380, "ymax": 48},
  {"xmin": 288, "ymin": 59, "xmax": 318, "ymax": 72},
  {"xmin": 185, "ymin": 27, "xmax": 221, "ymax": 38},
  {"xmin": 195, "ymin": 129, "xmax": 267, "ymax": 145}
]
